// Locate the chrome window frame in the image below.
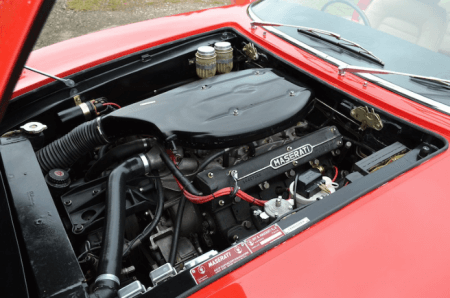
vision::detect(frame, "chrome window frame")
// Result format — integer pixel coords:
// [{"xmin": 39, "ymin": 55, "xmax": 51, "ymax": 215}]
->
[{"xmin": 247, "ymin": 4, "xmax": 450, "ymax": 115}]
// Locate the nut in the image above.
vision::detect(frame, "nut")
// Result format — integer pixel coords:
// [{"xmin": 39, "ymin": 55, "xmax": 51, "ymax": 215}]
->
[
  {"xmin": 208, "ymin": 172, "xmax": 214, "ymax": 179},
  {"xmin": 287, "ymin": 146, "xmax": 292, "ymax": 151},
  {"xmin": 218, "ymin": 200, "xmax": 225, "ymax": 206}
]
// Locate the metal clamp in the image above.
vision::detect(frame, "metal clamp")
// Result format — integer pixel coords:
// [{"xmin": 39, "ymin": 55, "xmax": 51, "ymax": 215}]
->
[
  {"xmin": 96, "ymin": 117, "xmax": 110, "ymax": 143},
  {"xmin": 139, "ymin": 154, "xmax": 151, "ymax": 174},
  {"xmin": 230, "ymin": 170, "xmax": 240, "ymax": 198},
  {"xmin": 95, "ymin": 274, "xmax": 120, "ymax": 286}
]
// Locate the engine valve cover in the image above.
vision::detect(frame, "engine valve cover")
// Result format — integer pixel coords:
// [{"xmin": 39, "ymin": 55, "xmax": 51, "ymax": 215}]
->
[
  {"xmin": 102, "ymin": 68, "xmax": 313, "ymax": 148},
  {"xmin": 195, "ymin": 126, "xmax": 343, "ymax": 194}
]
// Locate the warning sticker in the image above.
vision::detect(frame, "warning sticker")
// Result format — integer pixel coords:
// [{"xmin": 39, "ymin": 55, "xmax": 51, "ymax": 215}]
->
[
  {"xmin": 245, "ymin": 224, "xmax": 285, "ymax": 253},
  {"xmin": 190, "ymin": 243, "xmax": 251, "ymax": 285}
]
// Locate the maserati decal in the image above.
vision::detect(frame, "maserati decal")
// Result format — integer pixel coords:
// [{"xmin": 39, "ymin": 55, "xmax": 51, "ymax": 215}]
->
[{"xmin": 270, "ymin": 144, "xmax": 313, "ymax": 169}]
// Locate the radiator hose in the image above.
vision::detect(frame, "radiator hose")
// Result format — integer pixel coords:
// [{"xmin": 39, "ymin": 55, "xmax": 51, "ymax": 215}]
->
[
  {"xmin": 90, "ymin": 155, "xmax": 150, "ymax": 298},
  {"xmin": 85, "ymin": 138, "xmax": 152, "ymax": 181},
  {"xmin": 36, "ymin": 118, "xmax": 110, "ymax": 173}
]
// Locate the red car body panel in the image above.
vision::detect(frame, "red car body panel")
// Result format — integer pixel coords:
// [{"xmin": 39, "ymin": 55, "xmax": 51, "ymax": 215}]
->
[{"xmin": 4, "ymin": 2, "xmax": 450, "ymax": 298}]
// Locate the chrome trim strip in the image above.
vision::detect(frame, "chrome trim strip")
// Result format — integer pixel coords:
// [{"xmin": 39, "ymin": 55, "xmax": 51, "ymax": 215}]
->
[
  {"xmin": 248, "ymin": 7, "xmax": 450, "ymax": 115},
  {"xmin": 95, "ymin": 274, "xmax": 120, "ymax": 285}
]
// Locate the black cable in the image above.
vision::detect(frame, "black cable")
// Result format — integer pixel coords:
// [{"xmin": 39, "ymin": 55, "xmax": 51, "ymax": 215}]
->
[
  {"xmin": 197, "ymin": 150, "xmax": 226, "ymax": 173},
  {"xmin": 123, "ymin": 170, "xmax": 165, "ymax": 257},
  {"xmin": 343, "ymin": 136, "xmax": 376, "ymax": 154},
  {"xmin": 158, "ymin": 145, "xmax": 202, "ymax": 196},
  {"xmin": 168, "ymin": 195, "xmax": 187, "ymax": 266}
]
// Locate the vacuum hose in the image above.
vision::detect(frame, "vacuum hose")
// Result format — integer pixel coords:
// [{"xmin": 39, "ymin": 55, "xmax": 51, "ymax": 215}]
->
[
  {"xmin": 91, "ymin": 155, "xmax": 150, "ymax": 298},
  {"xmin": 37, "ymin": 118, "xmax": 109, "ymax": 173}
]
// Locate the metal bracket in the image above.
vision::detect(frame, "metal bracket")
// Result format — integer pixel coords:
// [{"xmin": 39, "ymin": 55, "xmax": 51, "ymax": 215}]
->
[
  {"xmin": 350, "ymin": 106, "xmax": 383, "ymax": 131},
  {"xmin": 242, "ymin": 43, "xmax": 259, "ymax": 61},
  {"xmin": 73, "ymin": 95, "xmax": 82, "ymax": 106}
]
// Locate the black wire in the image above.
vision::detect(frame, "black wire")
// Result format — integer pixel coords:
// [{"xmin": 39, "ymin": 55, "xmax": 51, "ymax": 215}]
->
[
  {"xmin": 168, "ymin": 195, "xmax": 187, "ymax": 266},
  {"xmin": 123, "ymin": 171, "xmax": 165, "ymax": 257},
  {"xmin": 77, "ymin": 246, "xmax": 101, "ymax": 261},
  {"xmin": 186, "ymin": 150, "xmax": 227, "ymax": 177}
]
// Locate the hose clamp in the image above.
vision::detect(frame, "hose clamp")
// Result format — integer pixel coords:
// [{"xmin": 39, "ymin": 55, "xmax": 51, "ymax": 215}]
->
[
  {"xmin": 95, "ymin": 274, "xmax": 120, "ymax": 286},
  {"xmin": 139, "ymin": 154, "xmax": 151, "ymax": 174},
  {"xmin": 96, "ymin": 117, "xmax": 110, "ymax": 144}
]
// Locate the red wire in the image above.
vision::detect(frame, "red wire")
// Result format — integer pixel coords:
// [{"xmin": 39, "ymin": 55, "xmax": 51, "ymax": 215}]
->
[
  {"xmin": 103, "ymin": 102, "xmax": 121, "ymax": 109},
  {"xmin": 332, "ymin": 166, "xmax": 339, "ymax": 182},
  {"xmin": 167, "ymin": 152, "xmax": 265, "ymax": 206},
  {"xmin": 345, "ymin": 181, "xmax": 349, "ymax": 186}
]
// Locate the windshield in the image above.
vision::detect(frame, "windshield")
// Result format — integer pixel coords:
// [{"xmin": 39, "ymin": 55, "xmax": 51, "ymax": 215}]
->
[{"xmin": 250, "ymin": 0, "xmax": 450, "ymax": 110}]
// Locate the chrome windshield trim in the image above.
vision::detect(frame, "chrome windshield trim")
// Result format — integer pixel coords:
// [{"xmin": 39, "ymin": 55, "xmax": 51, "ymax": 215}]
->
[{"xmin": 247, "ymin": 6, "xmax": 450, "ymax": 116}]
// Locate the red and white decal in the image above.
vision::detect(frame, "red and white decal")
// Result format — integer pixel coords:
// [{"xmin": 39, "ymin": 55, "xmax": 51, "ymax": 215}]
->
[
  {"xmin": 245, "ymin": 224, "xmax": 285, "ymax": 253},
  {"xmin": 190, "ymin": 243, "xmax": 251, "ymax": 284}
]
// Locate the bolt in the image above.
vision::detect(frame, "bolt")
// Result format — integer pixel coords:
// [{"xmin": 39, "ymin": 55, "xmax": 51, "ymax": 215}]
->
[
  {"xmin": 314, "ymin": 159, "xmax": 320, "ymax": 166},
  {"xmin": 35, "ymin": 219, "xmax": 43, "ymax": 225},
  {"xmin": 64, "ymin": 200, "xmax": 72, "ymax": 206},
  {"xmin": 208, "ymin": 172, "xmax": 214, "ymax": 179},
  {"xmin": 233, "ymin": 235, "xmax": 239, "ymax": 241},
  {"xmin": 293, "ymin": 161, "xmax": 299, "ymax": 166},
  {"xmin": 331, "ymin": 127, "xmax": 336, "ymax": 132},
  {"xmin": 202, "ymin": 212, "xmax": 206, "ymax": 217},
  {"xmin": 233, "ymin": 109, "xmax": 239, "ymax": 116},
  {"xmin": 92, "ymin": 189, "xmax": 99, "ymax": 195},
  {"xmin": 274, "ymin": 212, "xmax": 279, "ymax": 217},
  {"xmin": 275, "ymin": 198, "xmax": 281, "ymax": 207},
  {"xmin": 351, "ymin": 110, "xmax": 356, "ymax": 116},
  {"xmin": 139, "ymin": 188, "xmax": 144, "ymax": 192},
  {"xmin": 289, "ymin": 91, "xmax": 295, "ymax": 97},
  {"xmin": 337, "ymin": 140, "xmax": 343, "ymax": 146},
  {"xmin": 251, "ymin": 24, "xmax": 257, "ymax": 30},
  {"xmin": 219, "ymin": 200, "xmax": 225, "ymax": 206},
  {"xmin": 289, "ymin": 205, "xmax": 293, "ymax": 210},
  {"xmin": 263, "ymin": 181, "xmax": 270, "ymax": 189},
  {"xmin": 255, "ymin": 71, "xmax": 260, "ymax": 75},
  {"xmin": 345, "ymin": 141, "xmax": 352, "ymax": 148},
  {"xmin": 363, "ymin": 81, "xmax": 368, "ymax": 87},
  {"xmin": 287, "ymin": 146, "xmax": 292, "ymax": 151},
  {"xmin": 253, "ymin": 209, "xmax": 262, "ymax": 216},
  {"xmin": 201, "ymin": 85, "xmax": 207, "ymax": 90},
  {"xmin": 263, "ymin": 31, "xmax": 267, "ymax": 36},
  {"xmin": 289, "ymin": 169, "xmax": 296, "ymax": 177},
  {"xmin": 75, "ymin": 224, "xmax": 84, "ymax": 232}
]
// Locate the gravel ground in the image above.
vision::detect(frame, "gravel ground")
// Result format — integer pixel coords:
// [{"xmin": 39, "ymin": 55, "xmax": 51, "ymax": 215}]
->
[{"xmin": 35, "ymin": 0, "xmax": 230, "ymax": 50}]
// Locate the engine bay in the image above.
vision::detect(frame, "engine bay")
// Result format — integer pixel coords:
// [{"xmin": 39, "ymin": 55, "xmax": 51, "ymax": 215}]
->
[{"xmin": 1, "ymin": 30, "xmax": 446, "ymax": 298}]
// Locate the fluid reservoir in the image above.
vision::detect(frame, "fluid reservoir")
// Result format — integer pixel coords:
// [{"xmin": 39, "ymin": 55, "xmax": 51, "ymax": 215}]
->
[
  {"xmin": 196, "ymin": 46, "xmax": 216, "ymax": 79},
  {"xmin": 214, "ymin": 42, "xmax": 233, "ymax": 74}
]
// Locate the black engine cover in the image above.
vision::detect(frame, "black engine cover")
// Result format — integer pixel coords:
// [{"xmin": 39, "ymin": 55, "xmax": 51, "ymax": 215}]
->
[{"xmin": 102, "ymin": 68, "xmax": 313, "ymax": 148}]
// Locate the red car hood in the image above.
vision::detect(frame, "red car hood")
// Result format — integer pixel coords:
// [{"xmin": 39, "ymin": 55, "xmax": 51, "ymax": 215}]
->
[
  {"xmin": 5, "ymin": 1, "xmax": 450, "ymax": 297},
  {"xmin": 0, "ymin": 0, "xmax": 55, "ymax": 122}
]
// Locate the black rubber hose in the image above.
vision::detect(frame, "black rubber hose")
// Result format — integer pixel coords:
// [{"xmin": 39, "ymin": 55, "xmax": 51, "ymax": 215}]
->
[
  {"xmin": 123, "ymin": 170, "xmax": 164, "ymax": 256},
  {"xmin": 36, "ymin": 119, "xmax": 109, "ymax": 173},
  {"xmin": 168, "ymin": 195, "xmax": 187, "ymax": 266},
  {"xmin": 197, "ymin": 150, "xmax": 226, "ymax": 173},
  {"xmin": 85, "ymin": 139, "xmax": 151, "ymax": 181},
  {"xmin": 92, "ymin": 156, "xmax": 147, "ymax": 297},
  {"xmin": 158, "ymin": 146, "xmax": 202, "ymax": 196}
]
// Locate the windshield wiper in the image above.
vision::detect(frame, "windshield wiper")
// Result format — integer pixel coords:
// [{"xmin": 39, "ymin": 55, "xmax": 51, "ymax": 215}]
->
[
  {"xmin": 338, "ymin": 65, "xmax": 450, "ymax": 89},
  {"xmin": 251, "ymin": 21, "xmax": 384, "ymax": 66}
]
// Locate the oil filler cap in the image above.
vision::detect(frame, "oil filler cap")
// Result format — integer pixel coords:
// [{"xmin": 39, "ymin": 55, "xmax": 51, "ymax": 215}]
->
[{"xmin": 46, "ymin": 169, "xmax": 71, "ymax": 188}]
